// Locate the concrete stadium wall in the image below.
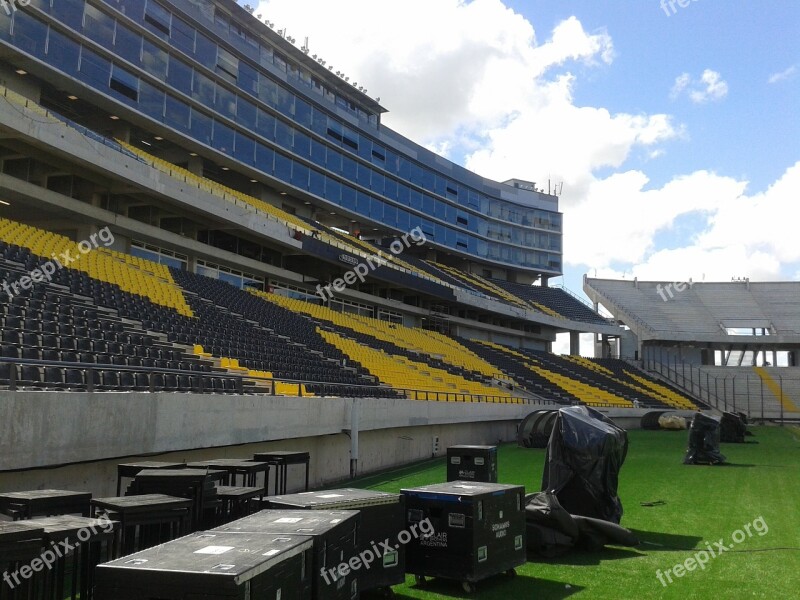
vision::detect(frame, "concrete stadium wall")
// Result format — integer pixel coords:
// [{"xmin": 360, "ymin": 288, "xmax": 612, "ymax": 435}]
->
[{"xmin": 0, "ymin": 391, "xmax": 534, "ymax": 497}]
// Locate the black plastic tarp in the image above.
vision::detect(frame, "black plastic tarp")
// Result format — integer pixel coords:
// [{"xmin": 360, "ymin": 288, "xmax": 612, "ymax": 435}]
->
[
  {"xmin": 541, "ymin": 406, "xmax": 628, "ymax": 524},
  {"xmin": 524, "ymin": 491, "xmax": 638, "ymax": 556},
  {"xmin": 518, "ymin": 410, "xmax": 558, "ymax": 448},
  {"xmin": 720, "ymin": 411, "xmax": 747, "ymax": 443},
  {"xmin": 683, "ymin": 412, "xmax": 727, "ymax": 464}
]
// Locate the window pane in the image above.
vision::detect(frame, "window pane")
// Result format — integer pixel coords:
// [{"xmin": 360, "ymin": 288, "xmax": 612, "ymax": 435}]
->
[
  {"xmin": 255, "ymin": 109, "xmax": 275, "ymax": 140},
  {"xmin": 78, "ymin": 48, "xmax": 111, "ymax": 87},
  {"xmin": 190, "ymin": 108, "xmax": 212, "ymax": 144},
  {"xmin": 114, "ymin": 24, "xmax": 141, "ymax": 65},
  {"xmin": 165, "ymin": 94, "xmax": 190, "ymax": 130},
  {"xmin": 141, "ymin": 39, "xmax": 168, "ymax": 78},
  {"xmin": 213, "ymin": 120, "xmax": 234, "ymax": 155},
  {"xmin": 170, "ymin": 16, "xmax": 195, "ymax": 55},
  {"xmin": 192, "ymin": 71, "xmax": 215, "ymax": 106},
  {"xmin": 46, "ymin": 29, "xmax": 80, "ymax": 74},
  {"xmin": 13, "ymin": 11, "xmax": 48, "ymax": 58},
  {"xmin": 167, "ymin": 55, "xmax": 192, "ymax": 90},
  {"xmin": 255, "ymin": 143, "xmax": 274, "ymax": 174},
  {"xmin": 234, "ymin": 132, "xmax": 255, "ymax": 164},
  {"xmin": 138, "ymin": 80, "xmax": 164, "ymax": 118},
  {"xmin": 84, "ymin": 4, "xmax": 115, "ymax": 47}
]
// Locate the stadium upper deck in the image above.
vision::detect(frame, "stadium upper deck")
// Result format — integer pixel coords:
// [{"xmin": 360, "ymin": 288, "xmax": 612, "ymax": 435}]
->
[{"xmin": 0, "ymin": 0, "xmax": 562, "ymax": 278}]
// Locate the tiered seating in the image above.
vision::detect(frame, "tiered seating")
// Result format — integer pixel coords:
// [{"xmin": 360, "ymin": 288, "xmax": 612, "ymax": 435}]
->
[
  {"xmin": 0, "ymin": 244, "xmax": 222, "ymax": 392},
  {"xmin": 463, "ymin": 340, "xmax": 700, "ymax": 409},
  {"xmin": 253, "ymin": 292, "xmax": 511, "ymax": 381},
  {"xmin": 168, "ymin": 269, "xmax": 391, "ymax": 398},
  {"xmin": 0, "ymin": 219, "xmax": 193, "ymax": 317},
  {"xmin": 490, "ymin": 279, "xmax": 609, "ymax": 324},
  {"xmin": 318, "ymin": 328, "xmax": 518, "ymax": 402}
]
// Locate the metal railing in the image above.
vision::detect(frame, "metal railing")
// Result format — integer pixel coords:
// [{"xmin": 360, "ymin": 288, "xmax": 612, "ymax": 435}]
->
[{"xmin": 641, "ymin": 347, "xmax": 800, "ymax": 421}]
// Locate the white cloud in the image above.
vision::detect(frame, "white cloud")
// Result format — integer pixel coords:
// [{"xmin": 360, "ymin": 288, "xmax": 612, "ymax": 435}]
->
[
  {"xmin": 768, "ymin": 65, "xmax": 797, "ymax": 84},
  {"xmin": 671, "ymin": 69, "xmax": 728, "ymax": 103}
]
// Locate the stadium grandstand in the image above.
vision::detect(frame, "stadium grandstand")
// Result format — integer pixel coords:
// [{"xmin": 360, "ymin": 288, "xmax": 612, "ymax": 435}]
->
[
  {"xmin": 585, "ymin": 277, "xmax": 800, "ymax": 420},
  {"xmin": 0, "ymin": 0, "xmax": 763, "ymax": 506}
]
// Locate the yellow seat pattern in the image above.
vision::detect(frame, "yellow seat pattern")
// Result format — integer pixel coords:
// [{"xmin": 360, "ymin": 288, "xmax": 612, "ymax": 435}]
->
[
  {"xmin": 623, "ymin": 371, "xmax": 699, "ymax": 410},
  {"xmin": 0, "ymin": 218, "xmax": 193, "ymax": 317},
  {"xmin": 252, "ymin": 291, "xmax": 512, "ymax": 382},
  {"xmin": 474, "ymin": 340, "xmax": 632, "ymax": 407},
  {"xmin": 318, "ymin": 328, "xmax": 519, "ymax": 403},
  {"xmin": 247, "ymin": 369, "xmax": 314, "ymax": 397}
]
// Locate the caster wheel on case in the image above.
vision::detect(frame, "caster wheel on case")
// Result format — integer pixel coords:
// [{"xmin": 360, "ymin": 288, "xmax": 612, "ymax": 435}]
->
[
  {"xmin": 506, "ymin": 568, "xmax": 517, "ymax": 577},
  {"xmin": 414, "ymin": 575, "xmax": 426, "ymax": 586},
  {"xmin": 462, "ymin": 581, "xmax": 477, "ymax": 594}
]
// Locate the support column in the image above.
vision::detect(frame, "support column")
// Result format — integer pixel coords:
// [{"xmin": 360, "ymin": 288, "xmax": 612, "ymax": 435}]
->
[{"xmin": 569, "ymin": 331, "xmax": 580, "ymax": 356}]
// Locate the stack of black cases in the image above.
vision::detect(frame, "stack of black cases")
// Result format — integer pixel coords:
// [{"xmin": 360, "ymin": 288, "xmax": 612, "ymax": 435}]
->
[
  {"xmin": 446, "ymin": 445, "xmax": 498, "ymax": 483},
  {"xmin": 263, "ymin": 489, "xmax": 406, "ymax": 594},
  {"xmin": 213, "ymin": 510, "xmax": 360, "ymax": 600},
  {"xmin": 94, "ymin": 531, "xmax": 313, "ymax": 600},
  {"xmin": 401, "ymin": 482, "xmax": 526, "ymax": 592}
]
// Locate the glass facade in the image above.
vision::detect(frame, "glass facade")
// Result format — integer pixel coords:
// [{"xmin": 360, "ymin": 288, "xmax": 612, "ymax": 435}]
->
[{"xmin": 5, "ymin": 0, "xmax": 563, "ymax": 273}]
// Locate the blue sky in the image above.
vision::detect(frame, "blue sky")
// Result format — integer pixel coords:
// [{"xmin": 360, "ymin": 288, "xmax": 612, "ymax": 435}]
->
[{"xmin": 254, "ymin": 0, "xmax": 799, "ymax": 310}]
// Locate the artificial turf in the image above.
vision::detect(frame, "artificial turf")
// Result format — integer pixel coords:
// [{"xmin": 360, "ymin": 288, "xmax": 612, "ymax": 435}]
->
[{"xmin": 348, "ymin": 425, "xmax": 800, "ymax": 599}]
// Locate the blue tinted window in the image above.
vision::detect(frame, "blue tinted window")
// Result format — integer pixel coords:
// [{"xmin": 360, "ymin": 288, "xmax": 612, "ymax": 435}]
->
[
  {"xmin": 274, "ymin": 120, "xmax": 293, "ymax": 149},
  {"xmin": 84, "ymin": 4, "xmax": 115, "ymax": 47},
  {"xmin": 356, "ymin": 164, "xmax": 370, "ymax": 187},
  {"xmin": 258, "ymin": 74, "xmax": 277, "ymax": 105},
  {"xmin": 236, "ymin": 97, "xmax": 256, "ymax": 128},
  {"xmin": 190, "ymin": 108, "xmax": 212, "ymax": 144},
  {"xmin": 13, "ymin": 10, "xmax": 48, "ymax": 58},
  {"xmin": 369, "ymin": 198, "xmax": 383, "ymax": 220},
  {"xmin": 114, "ymin": 23, "xmax": 141, "ymax": 65},
  {"xmin": 143, "ymin": 0, "xmax": 171, "ymax": 38},
  {"xmin": 397, "ymin": 183, "xmax": 410, "ymax": 205},
  {"xmin": 234, "ymin": 133, "xmax": 255, "ymax": 164},
  {"xmin": 310, "ymin": 139, "xmax": 326, "ymax": 165},
  {"xmin": 53, "ymin": 0, "xmax": 86, "ymax": 29},
  {"xmin": 141, "ymin": 39, "xmax": 167, "ymax": 78},
  {"xmin": 310, "ymin": 108, "xmax": 327, "ymax": 135},
  {"xmin": 139, "ymin": 80, "xmax": 164, "ymax": 118},
  {"xmin": 238, "ymin": 61, "xmax": 257, "ymax": 95},
  {"xmin": 170, "ymin": 16, "xmax": 194, "ymax": 55},
  {"xmin": 194, "ymin": 32, "xmax": 216, "ymax": 64},
  {"xmin": 326, "ymin": 178, "xmax": 341, "ymax": 203},
  {"xmin": 396, "ymin": 209, "xmax": 410, "ymax": 231},
  {"xmin": 291, "ymin": 162, "xmax": 309, "ymax": 189},
  {"xmin": 326, "ymin": 148, "xmax": 342, "ymax": 172},
  {"xmin": 356, "ymin": 192, "xmax": 371, "ymax": 214},
  {"xmin": 46, "ymin": 29, "xmax": 80, "ymax": 74},
  {"xmin": 255, "ymin": 143, "xmax": 274, "ymax": 173},
  {"xmin": 274, "ymin": 152, "xmax": 291, "ymax": 180},
  {"xmin": 409, "ymin": 189, "xmax": 423, "ymax": 211},
  {"xmin": 215, "ymin": 85, "xmax": 236, "ymax": 119},
  {"xmin": 294, "ymin": 98, "xmax": 311, "ymax": 127},
  {"xmin": 293, "ymin": 131, "xmax": 310, "ymax": 157},
  {"xmin": 213, "ymin": 120, "xmax": 235, "ymax": 155},
  {"xmin": 384, "ymin": 177, "xmax": 397, "ymax": 201},
  {"xmin": 341, "ymin": 155, "xmax": 357, "ymax": 179},
  {"xmin": 165, "ymin": 94, "xmax": 190, "ymax": 130},
  {"xmin": 192, "ymin": 71, "xmax": 215, "ymax": 106},
  {"xmin": 341, "ymin": 184, "xmax": 357, "ymax": 210},
  {"xmin": 78, "ymin": 48, "xmax": 111, "ymax": 87},
  {"xmin": 255, "ymin": 109, "xmax": 274, "ymax": 140},
  {"xmin": 370, "ymin": 172, "xmax": 384, "ymax": 195},
  {"xmin": 309, "ymin": 169, "xmax": 325, "ymax": 197},
  {"xmin": 167, "ymin": 55, "xmax": 192, "ymax": 89},
  {"xmin": 383, "ymin": 203, "xmax": 397, "ymax": 227},
  {"xmin": 109, "ymin": 64, "xmax": 139, "ymax": 103}
]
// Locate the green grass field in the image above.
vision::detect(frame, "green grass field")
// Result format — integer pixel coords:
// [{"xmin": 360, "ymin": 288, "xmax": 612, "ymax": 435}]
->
[{"xmin": 350, "ymin": 426, "xmax": 800, "ymax": 599}]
